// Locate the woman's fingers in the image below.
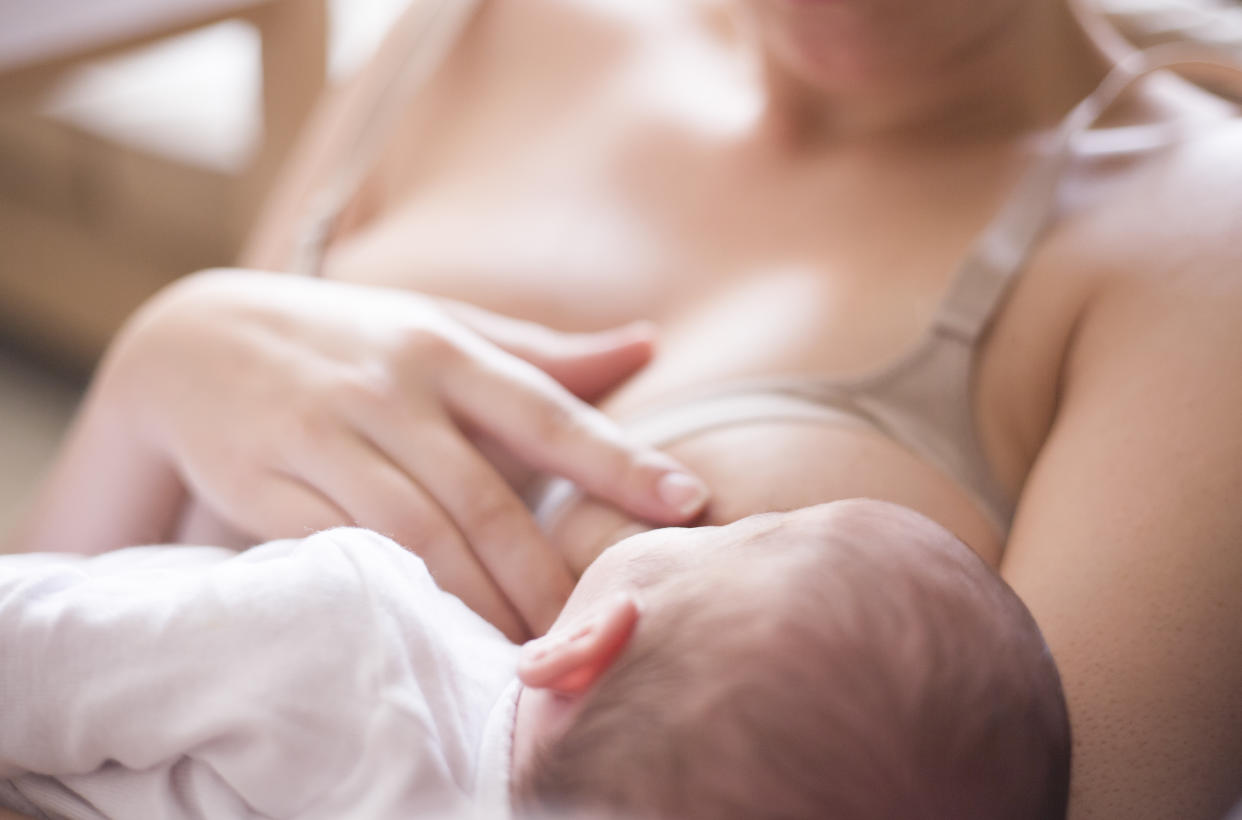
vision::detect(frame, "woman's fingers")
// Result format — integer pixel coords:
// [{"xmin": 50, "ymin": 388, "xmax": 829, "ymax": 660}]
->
[
  {"xmin": 281, "ymin": 425, "xmax": 529, "ymax": 642},
  {"xmin": 444, "ymin": 352, "xmax": 709, "ymax": 525},
  {"xmin": 379, "ymin": 424, "xmax": 577, "ymax": 637},
  {"xmin": 501, "ymin": 321, "xmax": 656, "ymax": 404},
  {"xmin": 219, "ymin": 471, "xmax": 351, "ymax": 543},
  {"xmin": 341, "ymin": 391, "xmax": 575, "ymax": 635},
  {"xmin": 121, "ymin": 273, "xmax": 699, "ymax": 639},
  {"xmin": 438, "ymin": 300, "xmax": 657, "ymax": 402}
]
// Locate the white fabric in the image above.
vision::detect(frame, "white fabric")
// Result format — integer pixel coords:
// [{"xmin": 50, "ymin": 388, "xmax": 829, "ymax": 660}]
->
[
  {"xmin": 472, "ymin": 680, "xmax": 521, "ymax": 820},
  {"xmin": 0, "ymin": 528, "xmax": 519, "ymax": 819}
]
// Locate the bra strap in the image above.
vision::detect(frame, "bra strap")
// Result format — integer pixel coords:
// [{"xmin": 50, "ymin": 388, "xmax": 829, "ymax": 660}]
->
[
  {"xmin": 934, "ymin": 44, "xmax": 1242, "ymax": 343},
  {"xmin": 291, "ymin": 0, "xmax": 487, "ymax": 275}
]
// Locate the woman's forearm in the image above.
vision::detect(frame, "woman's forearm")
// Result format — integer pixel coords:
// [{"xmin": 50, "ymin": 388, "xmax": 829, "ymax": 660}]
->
[{"xmin": 6, "ymin": 338, "xmax": 187, "ymax": 556}]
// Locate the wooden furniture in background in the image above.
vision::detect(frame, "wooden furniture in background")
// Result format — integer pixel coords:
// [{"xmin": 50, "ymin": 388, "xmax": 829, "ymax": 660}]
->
[{"xmin": 0, "ymin": 0, "xmax": 327, "ymax": 371}]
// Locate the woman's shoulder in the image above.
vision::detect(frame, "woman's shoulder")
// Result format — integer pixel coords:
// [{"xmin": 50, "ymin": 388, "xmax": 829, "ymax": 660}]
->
[
  {"xmin": 1035, "ymin": 103, "xmax": 1242, "ymax": 443},
  {"xmin": 1050, "ymin": 109, "xmax": 1242, "ymax": 408},
  {"xmin": 1039, "ymin": 63, "xmax": 1242, "ymax": 294},
  {"xmin": 977, "ymin": 100, "xmax": 1242, "ymax": 486},
  {"xmin": 1073, "ymin": 108, "xmax": 1242, "ymax": 299}
]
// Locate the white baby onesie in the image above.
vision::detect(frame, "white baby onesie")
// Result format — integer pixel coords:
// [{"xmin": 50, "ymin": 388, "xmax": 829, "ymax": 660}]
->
[{"xmin": 0, "ymin": 528, "xmax": 519, "ymax": 819}]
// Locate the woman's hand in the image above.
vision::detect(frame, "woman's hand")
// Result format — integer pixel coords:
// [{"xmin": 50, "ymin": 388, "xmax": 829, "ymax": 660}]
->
[{"xmin": 103, "ymin": 269, "xmax": 708, "ymax": 640}]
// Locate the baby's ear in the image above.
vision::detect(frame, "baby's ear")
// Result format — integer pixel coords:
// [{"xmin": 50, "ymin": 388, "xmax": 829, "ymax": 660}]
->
[{"xmin": 517, "ymin": 593, "xmax": 640, "ymax": 695}]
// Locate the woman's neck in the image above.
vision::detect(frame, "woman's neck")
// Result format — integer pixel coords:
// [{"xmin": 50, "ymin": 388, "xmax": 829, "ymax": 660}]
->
[{"xmin": 749, "ymin": 0, "xmax": 1116, "ymax": 148}]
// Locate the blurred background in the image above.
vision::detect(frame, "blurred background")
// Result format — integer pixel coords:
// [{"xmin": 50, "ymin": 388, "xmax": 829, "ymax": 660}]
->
[
  {"xmin": 0, "ymin": 0, "xmax": 411, "ymax": 538},
  {"xmin": 0, "ymin": 0, "xmax": 1240, "ymax": 540}
]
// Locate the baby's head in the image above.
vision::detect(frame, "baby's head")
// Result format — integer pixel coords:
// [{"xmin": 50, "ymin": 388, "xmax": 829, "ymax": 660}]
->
[{"xmin": 510, "ymin": 499, "xmax": 1070, "ymax": 820}]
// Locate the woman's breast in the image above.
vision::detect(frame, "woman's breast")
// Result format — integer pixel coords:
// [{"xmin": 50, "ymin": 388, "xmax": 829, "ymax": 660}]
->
[
  {"xmin": 317, "ymin": 143, "xmax": 1047, "ymax": 576},
  {"xmin": 541, "ymin": 418, "xmax": 1005, "ymax": 577},
  {"xmin": 323, "ymin": 199, "xmax": 1022, "ymax": 576}
]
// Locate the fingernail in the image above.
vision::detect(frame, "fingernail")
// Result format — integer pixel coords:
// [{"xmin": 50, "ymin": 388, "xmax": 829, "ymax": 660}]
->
[{"xmin": 656, "ymin": 471, "xmax": 709, "ymax": 517}]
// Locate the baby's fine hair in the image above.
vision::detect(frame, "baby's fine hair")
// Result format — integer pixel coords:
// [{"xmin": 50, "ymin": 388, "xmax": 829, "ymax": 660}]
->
[{"xmin": 513, "ymin": 501, "xmax": 1071, "ymax": 820}]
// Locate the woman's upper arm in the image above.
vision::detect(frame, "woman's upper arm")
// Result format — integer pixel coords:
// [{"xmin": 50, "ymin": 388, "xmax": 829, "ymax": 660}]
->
[{"xmin": 1000, "ymin": 265, "xmax": 1242, "ymax": 820}]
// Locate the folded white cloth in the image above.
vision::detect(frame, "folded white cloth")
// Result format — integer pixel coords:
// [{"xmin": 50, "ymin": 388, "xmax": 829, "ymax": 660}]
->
[{"xmin": 0, "ymin": 529, "xmax": 519, "ymax": 819}]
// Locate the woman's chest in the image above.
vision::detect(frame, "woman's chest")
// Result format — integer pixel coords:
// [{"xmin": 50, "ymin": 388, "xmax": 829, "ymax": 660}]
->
[
  {"xmin": 320, "ymin": 127, "xmax": 1042, "ymax": 399},
  {"xmin": 318, "ymin": 114, "xmax": 1083, "ymax": 540}
]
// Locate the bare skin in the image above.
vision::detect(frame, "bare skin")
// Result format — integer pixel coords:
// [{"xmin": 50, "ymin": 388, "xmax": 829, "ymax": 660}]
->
[
  {"xmin": 11, "ymin": 0, "xmax": 1242, "ymax": 817},
  {"xmin": 511, "ymin": 500, "xmax": 1009, "ymax": 785},
  {"xmin": 245, "ymin": 2, "xmax": 1242, "ymax": 817}
]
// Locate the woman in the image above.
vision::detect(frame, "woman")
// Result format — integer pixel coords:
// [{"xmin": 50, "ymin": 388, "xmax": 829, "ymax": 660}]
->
[{"xmin": 11, "ymin": 0, "xmax": 1242, "ymax": 817}]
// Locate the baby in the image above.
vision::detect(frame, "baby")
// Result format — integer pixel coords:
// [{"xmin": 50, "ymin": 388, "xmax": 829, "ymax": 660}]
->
[
  {"xmin": 512, "ymin": 499, "xmax": 1071, "ymax": 820},
  {"xmin": 0, "ymin": 499, "xmax": 1068, "ymax": 820}
]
